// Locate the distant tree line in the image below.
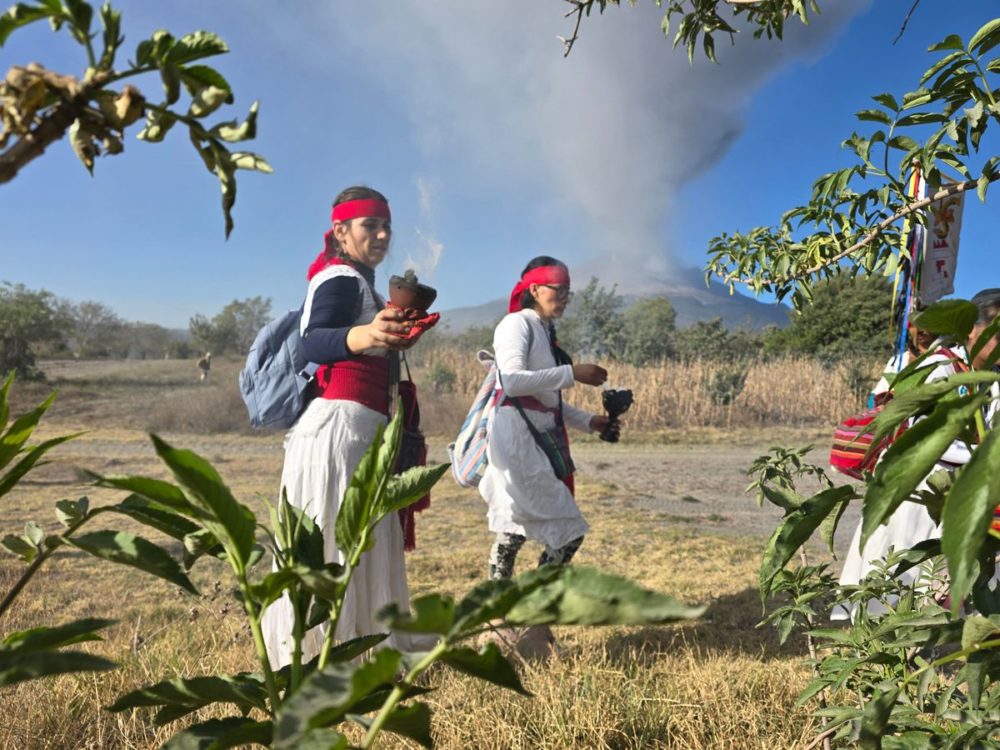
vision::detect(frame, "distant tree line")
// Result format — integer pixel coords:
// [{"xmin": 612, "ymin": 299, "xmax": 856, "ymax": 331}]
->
[
  {"xmin": 3, "ymin": 273, "xmax": 894, "ymax": 381},
  {"xmin": 416, "ymin": 275, "xmax": 895, "ymax": 368},
  {"xmin": 0, "ymin": 280, "xmax": 275, "ymax": 379}
]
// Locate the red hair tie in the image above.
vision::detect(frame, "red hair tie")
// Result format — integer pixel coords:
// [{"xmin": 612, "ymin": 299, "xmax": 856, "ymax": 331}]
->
[
  {"xmin": 331, "ymin": 198, "xmax": 391, "ymax": 223},
  {"xmin": 508, "ymin": 265, "xmax": 571, "ymax": 313}
]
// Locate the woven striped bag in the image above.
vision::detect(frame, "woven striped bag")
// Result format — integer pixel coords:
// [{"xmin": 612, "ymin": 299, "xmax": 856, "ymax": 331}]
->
[
  {"xmin": 447, "ymin": 350, "xmax": 499, "ymax": 488},
  {"xmin": 829, "ymin": 394, "xmax": 901, "ymax": 480},
  {"xmin": 830, "ymin": 348, "xmax": 966, "ymax": 479}
]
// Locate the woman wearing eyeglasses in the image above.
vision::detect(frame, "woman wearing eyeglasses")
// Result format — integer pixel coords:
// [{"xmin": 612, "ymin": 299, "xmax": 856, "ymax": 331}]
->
[{"xmin": 479, "ymin": 256, "xmax": 617, "ymax": 585}]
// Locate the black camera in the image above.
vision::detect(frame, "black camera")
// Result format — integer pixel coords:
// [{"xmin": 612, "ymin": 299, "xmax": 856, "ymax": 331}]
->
[{"xmin": 599, "ymin": 388, "xmax": 633, "ymax": 443}]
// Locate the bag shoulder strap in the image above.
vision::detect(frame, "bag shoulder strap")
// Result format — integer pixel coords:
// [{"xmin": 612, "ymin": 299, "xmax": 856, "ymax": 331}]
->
[{"xmin": 937, "ymin": 347, "xmax": 969, "ymax": 373}]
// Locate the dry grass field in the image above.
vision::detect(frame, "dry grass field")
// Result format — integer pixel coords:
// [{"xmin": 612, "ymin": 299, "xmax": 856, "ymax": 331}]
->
[{"xmin": 0, "ymin": 356, "xmax": 857, "ymax": 749}]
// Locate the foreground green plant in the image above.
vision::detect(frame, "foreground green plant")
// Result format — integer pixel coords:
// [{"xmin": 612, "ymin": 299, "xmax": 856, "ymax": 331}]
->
[
  {"xmin": 750, "ymin": 302, "xmax": 1000, "ymax": 747},
  {"xmin": 0, "ymin": 375, "xmax": 703, "ymax": 748},
  {"xmin": 0, "ymin": 0, "xmax": 271, "ymax": 235}
]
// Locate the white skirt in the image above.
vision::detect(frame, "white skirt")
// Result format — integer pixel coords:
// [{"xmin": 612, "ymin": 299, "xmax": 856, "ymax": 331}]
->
[
  {"xmin": 836, "ymin": 499, "xmax": 941, "ymax": 616},
  {"xmin": 479, "ymin": 405, "xmax": 588, "ymax": 550},
  {"xmin": 262, "ymin": 398, "xmax": 421, "ymax": 669}
]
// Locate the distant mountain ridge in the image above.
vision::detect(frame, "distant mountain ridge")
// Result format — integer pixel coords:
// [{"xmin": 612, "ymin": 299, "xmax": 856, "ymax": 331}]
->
[{"xmin": 435, "ymin": 265, "xmax": 790, "ymax": 334}]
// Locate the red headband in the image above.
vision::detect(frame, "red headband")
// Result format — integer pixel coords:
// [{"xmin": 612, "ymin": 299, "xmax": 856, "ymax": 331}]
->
[
  {"xmin": 331, "ymin": 198, "xmax": 391, "ymax": 223},
  {"xmin": 508, "ymin": 265, "xmax": 571, "ymax": 313}
]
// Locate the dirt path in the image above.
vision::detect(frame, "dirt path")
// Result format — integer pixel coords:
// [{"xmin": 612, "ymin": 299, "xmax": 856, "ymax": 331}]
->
[
  {"xmin": 428, "ymin": 438, "xmax": 862, "ymax": 561},
  {"xmin": 25, "ymin": 427, "xmax": 861, "ymax": 563}
]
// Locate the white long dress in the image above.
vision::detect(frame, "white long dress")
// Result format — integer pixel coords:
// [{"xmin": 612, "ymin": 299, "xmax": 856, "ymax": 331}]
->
[
  {"xmin": 836, "ymin": 347, "xmax": 999, "ymax": 616},
  {"xmin": 262, "ymin": 263, "xmax": 421, "ymax": 669},
  {"xmin": 478, "ymin": 309, "xmax": 593, "ymax": 550}
]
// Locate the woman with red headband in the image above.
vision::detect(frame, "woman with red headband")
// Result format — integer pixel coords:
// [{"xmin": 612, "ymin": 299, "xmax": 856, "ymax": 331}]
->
[
  {"xmin": 479, "ymin": 256, "xmax": 616, "ymax": 584},
  {"xmin": 263, "ymin": 186, "xmax": 427, "ymax": 667}
]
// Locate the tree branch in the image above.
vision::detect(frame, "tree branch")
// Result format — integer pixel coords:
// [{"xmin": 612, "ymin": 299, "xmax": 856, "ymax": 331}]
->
[
  {"xmin": 559, "ymin": 0, "xmax": 592, "ymax": 58},
  {"xmin": 717, "ymin": 174, "xmax": 998, "ymax": 287},
  {"xmin": 892, "ymin": 0, "xmax": 922, "ymax": 45},
  {"xmin": 0, "ymin": 67, "xmax": 109, "ymax": 185},
  {"xmin": 0, "ymin": 101, "xmax": 82, "ymax": 184}
]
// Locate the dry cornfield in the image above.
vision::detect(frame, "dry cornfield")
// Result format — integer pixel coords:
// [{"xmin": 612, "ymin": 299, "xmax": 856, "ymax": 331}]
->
[{"xmin": 421, "ymin": 348, "xmax": 874, "ymax": 433}]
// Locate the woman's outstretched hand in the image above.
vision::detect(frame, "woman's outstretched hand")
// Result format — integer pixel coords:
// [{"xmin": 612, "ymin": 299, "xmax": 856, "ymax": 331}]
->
[
  {"xmin": 572, "ymin": 363, "xmax": 608, "ymax": 387},
  {"xmin": 589, "ymin": 414, "xmax": 620, "ymax": 438},
  {"xmin": 348, "ymin": 308, "xmax": 421, "ymax": 352}
]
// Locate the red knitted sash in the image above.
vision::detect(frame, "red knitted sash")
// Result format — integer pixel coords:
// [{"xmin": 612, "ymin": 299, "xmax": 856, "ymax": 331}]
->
[{"xmin": 315, "ymin": 356, "xmax": 390, "ymax": 416}]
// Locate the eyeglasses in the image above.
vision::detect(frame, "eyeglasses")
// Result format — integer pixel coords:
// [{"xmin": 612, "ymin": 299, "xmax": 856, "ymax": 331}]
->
[{"xmin": 540, "ymin": 284, "xmax": 574, "ymax": 300}]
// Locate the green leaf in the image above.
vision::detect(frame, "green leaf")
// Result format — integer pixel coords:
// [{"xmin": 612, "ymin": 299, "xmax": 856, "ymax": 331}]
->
[
  {"xmin": 441, "ymin": 642, "xmax": 529, "ymax": 695},
  {"xmin": 274, "ymin": 650, "xmax": 400, "ymax": 748},
  {"xmin": 969, "ymin": 18, "xmax": 1000, "ymax": 55},
  {"xmin": 210, "ymin": 101, "xmax": 258, "ymax": 143},
  {"xmin": 928, "ymin": 34, "xmax": 965, "ymax": 53},
  {"xmin": 150, "ymin": 435, "xmax": 256, "ymax": 570},
  {"xmin": 292, "ymin": 563, "xmax": 347, "ymax": 601},
  {"xmin": 859, "ymin": 689, "xmax": 899, "ymax": 750},
  {"xmin": 941, "ymin": 426, "xmax": 1000, "ymax": 610},
  {"xmin": 189, "ymin": 86, "xmax": 230, "ymax": 118},
  {"xmin": 450, "ymin": 566, "xmax": 565, "ymax": 636},
  {"xmin": 978, "ymin": 173, "xmax": 991, "ymax": 202},
  {"xmin": 0, "ymin": 2, "xmax": 58, "ymax": 46},
  {"xmin": 0, "ymin": 371, "xmax": 13, "ymax": 432},
  {"xmin": 760, "ymin": 484, "xmax": 806, "ymax": 512},
  {"xmin": 358, "ymin": 702, "xmax": 433, "ymax": 748},
  {"xmin": 380, "ymin": 464, "xmax": 449, "ymax": 518},
  {"xmin": 380, "ymin": 593, "xmax": 455, "ymax": 634},
  {"xmin": 182, "ymin": 528, "xmax": 224, "ymax": 569},
  {"xmin": 379, "ymin": 404, "xmax": 404, "ymax": 483},
  {"xmin": 865, "ymin": 371, "xmax": 1000, "ymax": 452},
  {"xmin": 0, "ymin": 390, "xmax": 56, "ymax": 470},
  {"xmin": 55, "ymin": 496, "xmax": 89, "ymax": 527},
  {"xmin": 504, "ymin": 566, "xmax": 705, "ymax": 627},
  {"xmin": 63, "ymin": 0, "xmax": 92, "ymax": 38},
  {"xmin": 920, "ymin": 51, "xmax": 966, "ymax": 86},
  {"xmin": 0, "ymin": 649, "xmax": 116, "ymax": 687},
  {"xmin": 902, "ymin": 86, "xmax": 935, "ymax": 108},
  {"xmin": 872, "ymin": 93, "xmax": 899, "ymax": 111},
  {"xmin": 108, "ymin": 674, "xmax": 268, "ymax": 724},
  {"xmin": 818, "ymin": 497, "xmax": 850, "ymax": 557},
  {"xmin": 1, "ymin": 532, "xmax": 40, "ymax": 561},
  {"xmin": 97, "ymin": 1, "xmax": 123, "ymax": 70},
  {"xmin": 0, "ymin": 433, "xmax": 79, "ymax": 500},
  {"xmin": 179, "ymin": 64, "xmax": 232, "ymax": 98},
  {"xmin": 335, "ymin": 423, "xmax": 384, "ymax": 554},
  {"xmin": 230, "ymin": 151, "xmax": 273, "ymax": 174},
  {"xmin": 136, "ymin": 110, "xmax": 177, "ymax": 143},
  {"xmin": 166, "ymin": 31, "xmax": 228, "ymax": 65},
  {"xmin": 961, "ymin": 615, "xmax": 1000, "ymax": 651},
  {"xmin": 760, "ymin": 485, "xmax": 856, "ymax": 597},
  {"xmin": 322, "ymin": 633, "xmax": 388, "ymax": 664},
  {"xmin": 160, "ymin": 63, "xmax": 181, "ymax": 105},
  {"xmin": 970, "ymin": 312, "xmax": 1000, "ymax": 366},
  {"xmin": 248, "ymin": 569, "xmax": 296, "ymax": 610},
  {"xmin": 1, "ymin": 617, "xmax": 114, "ymax": 653},
  {"xmin": 159, "ymin": 717, "xmax": 272, "ymax": 750},
  {"xmin": 99, "ymin": 494, "xmax": 200, "ymax": 542},
  {"xmin": 862, "ymin": 393, "xmax": 991, "ymax": 550},
  {"xmin": 66, "ymin": 530, "xmax": 198, "ymax": 595},
  {"xmin": 912, "ymin": 300, "xmax": 979, "ymax": 341},
  {"xmin": 856, "ymin": 109, "xmax": 892, "ymax": 125},
  {"xmin": 88, "ymin": 472, "xmax": 192, "ymax": 513}
]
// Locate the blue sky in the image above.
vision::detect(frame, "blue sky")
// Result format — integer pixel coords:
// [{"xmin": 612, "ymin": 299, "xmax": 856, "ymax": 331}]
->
[{"xmin": 1, "ymin": 1, "xmax": 998, "ymax": 328}]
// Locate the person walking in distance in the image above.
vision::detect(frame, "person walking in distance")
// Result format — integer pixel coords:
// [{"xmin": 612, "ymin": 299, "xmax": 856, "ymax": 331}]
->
[{"xmin": 197, "ymin": 352, "xmax": 211, "ymax": 383}]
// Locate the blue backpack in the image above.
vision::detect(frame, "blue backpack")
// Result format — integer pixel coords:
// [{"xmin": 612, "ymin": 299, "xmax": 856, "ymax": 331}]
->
[{"xmin": 238, "ymin": 308, "xmax": 319, "ymax": 429}]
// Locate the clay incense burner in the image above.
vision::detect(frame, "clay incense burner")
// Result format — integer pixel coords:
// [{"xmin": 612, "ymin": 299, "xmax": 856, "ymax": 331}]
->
[{"xmin": 388, "ymin": 269, "xmax": 437, "ymax": 315}]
